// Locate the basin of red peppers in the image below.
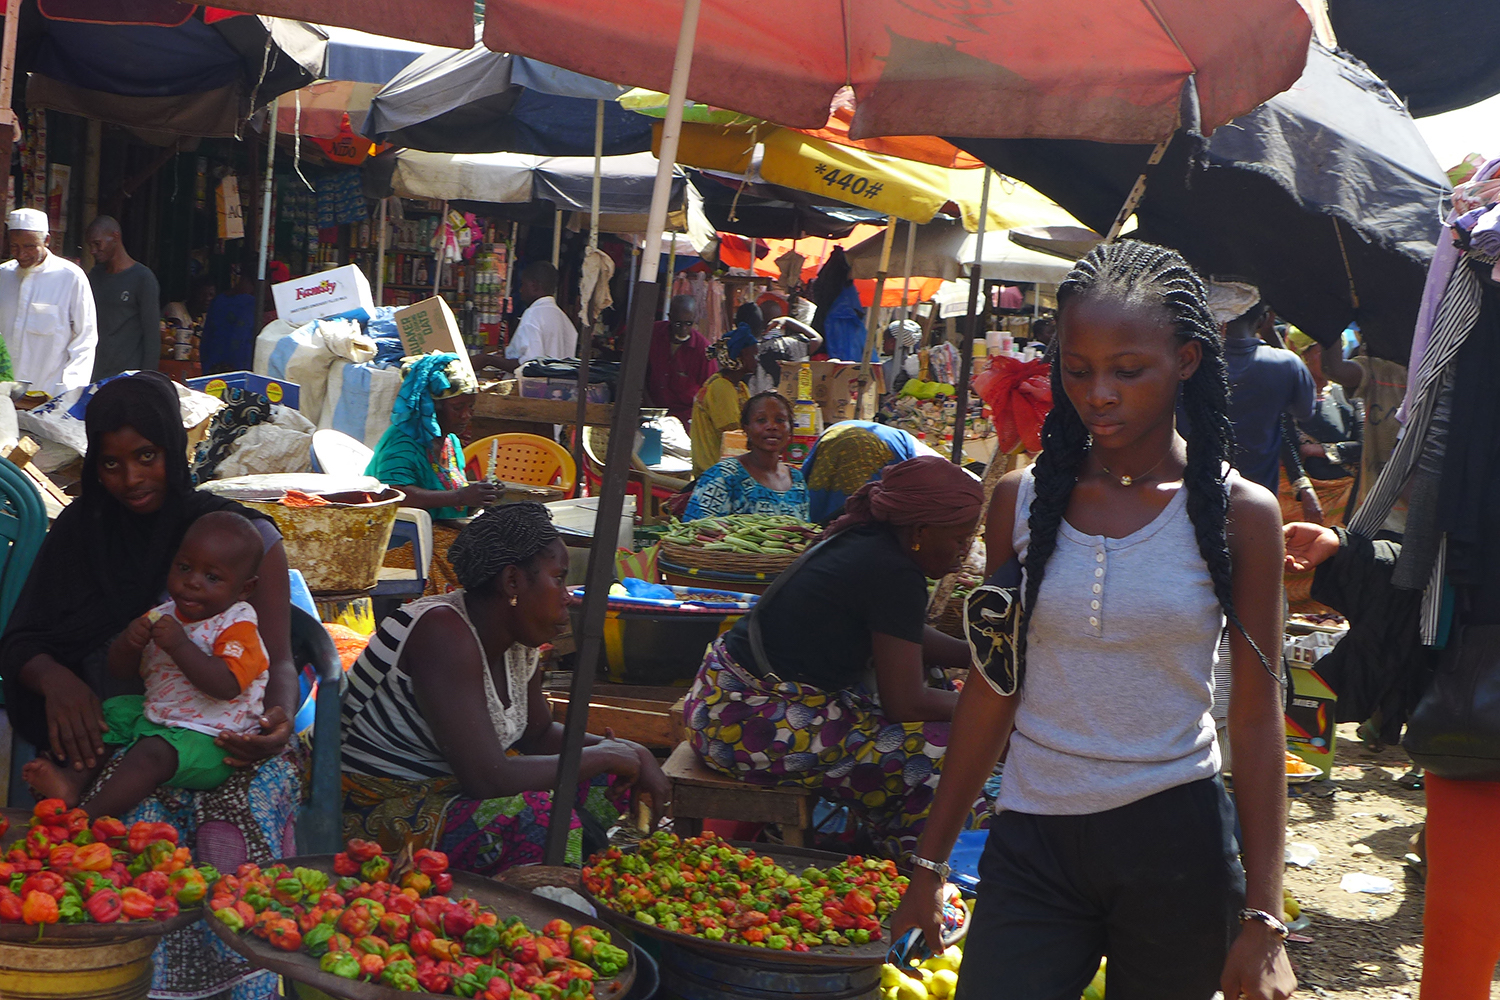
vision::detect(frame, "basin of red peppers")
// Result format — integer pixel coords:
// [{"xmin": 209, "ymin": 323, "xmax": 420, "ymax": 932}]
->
[
  {"xmin": 581, "ymin": 831, "xmax": 906, "ymax": 952},
  {"xmin": 209, "ymin": 838, "xmax": 630, "ymax": 998},
  {"xmin": 0, "ymin": 798, "xmax": 210, "ymax": 927}
]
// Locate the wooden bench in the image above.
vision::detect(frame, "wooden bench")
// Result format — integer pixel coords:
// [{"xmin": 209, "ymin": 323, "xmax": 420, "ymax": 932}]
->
[{"xmin": 662, "ymin": 742, "xmax": 815, "ymax": 846}]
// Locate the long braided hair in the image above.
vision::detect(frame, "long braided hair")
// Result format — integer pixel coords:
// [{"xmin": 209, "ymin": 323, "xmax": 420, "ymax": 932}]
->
[{"xmin": 1018, "ymin": 239, "xmax": 1276, "ymax": 682}]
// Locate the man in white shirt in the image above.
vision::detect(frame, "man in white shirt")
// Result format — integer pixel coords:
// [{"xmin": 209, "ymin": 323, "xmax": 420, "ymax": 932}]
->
[
  {"xmin": 0, "ymin": 208, "xmax": 98, "ymax": 397},
  {"xmin": 472, "ymin": 261, "xmax": 578, "ymax": 374}
]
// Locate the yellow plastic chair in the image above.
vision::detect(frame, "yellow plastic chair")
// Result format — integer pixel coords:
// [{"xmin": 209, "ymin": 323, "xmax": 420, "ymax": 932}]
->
[{"xmin": 464, "ymin": 433, "xmax": 578, "ymax": 496}]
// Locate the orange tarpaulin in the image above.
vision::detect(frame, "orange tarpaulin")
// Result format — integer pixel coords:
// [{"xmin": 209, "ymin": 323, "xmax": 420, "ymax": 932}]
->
[
  {"xmin": 715, "ymin": 227, "xmax": 884, "ymax": 284},
  {"xmin": 856, "ymin": 277, "xmax": 944, "ymax": 309},
  {"xmin": 716, "ymin": 231, "xmax": 943, "ymax": 306},
  {"xmin": 485, "ymin": 0, "xmax": 1310, "ymax": 143}
]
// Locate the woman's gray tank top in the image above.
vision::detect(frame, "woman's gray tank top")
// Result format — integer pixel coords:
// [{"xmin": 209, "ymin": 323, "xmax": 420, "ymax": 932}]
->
[{"xmin": 1000, "ymin": 466, "xmax": 1226, "ymax": 815}]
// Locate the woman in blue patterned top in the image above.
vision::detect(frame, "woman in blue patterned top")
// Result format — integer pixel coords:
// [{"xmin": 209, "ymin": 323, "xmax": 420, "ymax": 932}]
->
[{"xmin": 684, "ymin": 392, "xmax": 808, "ymax": 521}]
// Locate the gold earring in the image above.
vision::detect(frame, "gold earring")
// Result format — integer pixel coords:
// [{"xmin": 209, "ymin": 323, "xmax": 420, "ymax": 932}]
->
[
  {"xmin": 912, "ymin": 541, "xmax": 921, "ymax": 552},
  {"xmin": 509, "ymin": 596, "xmax": 518, "ymax": 607}
]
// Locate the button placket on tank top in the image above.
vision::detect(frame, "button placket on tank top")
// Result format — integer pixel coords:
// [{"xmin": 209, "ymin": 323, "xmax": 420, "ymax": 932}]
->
[{"xmin": 1089, "ymin": 548, "xmax": 1105, "ymax": 635}]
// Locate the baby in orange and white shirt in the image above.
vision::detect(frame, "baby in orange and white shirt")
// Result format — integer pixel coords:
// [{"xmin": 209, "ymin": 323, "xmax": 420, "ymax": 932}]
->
[{"xmin": 24, "ymin": 511, "xmax": 269, "ymax": 816}]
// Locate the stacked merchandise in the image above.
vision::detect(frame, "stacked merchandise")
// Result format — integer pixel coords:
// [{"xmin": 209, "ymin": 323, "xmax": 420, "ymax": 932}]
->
[
  {"xmin": 315, "ymin": 170, "xmax": 365, "ymax": 230},
  {"xmin": 273, "ymin": 177, "xmax": 320, "ymax": 276},
  {"xmin": 470, "ymin": 244, "xmax": 511, "ymax": 350},
  {"xmin": 20, "ymin": 112, "xmax": 47, "ymax": 209}
]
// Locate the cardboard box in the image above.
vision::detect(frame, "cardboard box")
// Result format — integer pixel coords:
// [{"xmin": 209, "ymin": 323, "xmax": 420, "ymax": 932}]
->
[
  {"xmin": 393, "ymin": 297, "xmax": 477, "ymax": 387},
  {"xmin": 778, "ymin": 360, "xmax": 879, "ymax": 425},
  {"xmin": 271, "ymin": 265, "xmax": 375, "ymax": 327},
  {"xmin": 1285, "ymin": 662, "xmax": 1337, "ymax": 772},
  {"xmin": 186, "ymin": 371, "xmax": 301, "ymax": 410},
  {"xmin": 516, "ymin": 375, "xmax": 611, "ymax": 404}
]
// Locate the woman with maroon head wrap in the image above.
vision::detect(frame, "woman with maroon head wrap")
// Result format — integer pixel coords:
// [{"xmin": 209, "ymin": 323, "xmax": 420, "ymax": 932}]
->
[{"xmin": 683, "ymin": 455, "xmax": 997, "ymax": 857}]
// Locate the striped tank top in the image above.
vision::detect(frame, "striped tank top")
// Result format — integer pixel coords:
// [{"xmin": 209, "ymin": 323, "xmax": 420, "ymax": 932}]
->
[{"xmin": 341, "ymin": 591, "xmax": 536, "ymax": 781}]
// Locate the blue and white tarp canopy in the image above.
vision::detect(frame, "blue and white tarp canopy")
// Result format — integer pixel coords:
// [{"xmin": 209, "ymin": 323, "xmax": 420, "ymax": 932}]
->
[{"xmin": 365, "ymin": 26, "xmax": 653, "ymax": 157}]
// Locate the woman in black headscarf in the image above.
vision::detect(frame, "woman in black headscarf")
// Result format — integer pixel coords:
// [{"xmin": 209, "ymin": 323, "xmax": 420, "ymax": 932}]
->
[{"xmin": 0, "ymin": 372, "xmax": 301, "ymax": 999}]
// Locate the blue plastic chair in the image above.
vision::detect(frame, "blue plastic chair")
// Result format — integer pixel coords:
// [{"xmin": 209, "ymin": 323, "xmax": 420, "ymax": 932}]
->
[{"xmin": 289, "ymin": 605, "xmax": 343, "ymax": 855}]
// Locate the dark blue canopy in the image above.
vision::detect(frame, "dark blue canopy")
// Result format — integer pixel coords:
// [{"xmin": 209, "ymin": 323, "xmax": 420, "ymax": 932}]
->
[{"xmin": 365, "ymin": 30, "xmax": 653, "ymax": 156}]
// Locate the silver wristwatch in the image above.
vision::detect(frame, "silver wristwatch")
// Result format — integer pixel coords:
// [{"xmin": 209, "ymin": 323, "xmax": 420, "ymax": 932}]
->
[{"xmin": 909, "ymin": 855, "xmax": 951, "ymax": 880}]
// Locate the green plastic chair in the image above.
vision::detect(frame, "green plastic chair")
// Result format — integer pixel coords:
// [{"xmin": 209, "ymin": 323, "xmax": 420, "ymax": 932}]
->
[
  {"xmin": 0, "ymin": 455, "xmax": 46, "ymax": 633},
  {"xmin": 0, "ymin": 456, "xmax": 49, "ymax": 805}
]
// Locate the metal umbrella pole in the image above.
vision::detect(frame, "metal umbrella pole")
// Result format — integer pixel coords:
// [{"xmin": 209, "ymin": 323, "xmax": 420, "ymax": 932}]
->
[
  {"xmin": 898, "ymin": 218, "xmax": 915, "ymax": 321},
  {"xmin": 857, "ymin": 221, "xmax": 898, "ymax": 416},
  {"xmin": 254, "ymin": 97, "xmax": 278, "ymax": 326},
  {"xmin": 432, "ymin": 200, "xmax": 449, "ymax": 298},
  {"xmin": 375, "ymin": 196, "xmax": 388, "ymax": 302},
  {"xmin": 950, "ymin": 170, "xmax": 992, "ymax": 465},
  {"xmin": 573, "ymin": 98, "xmax": 606, "ymax": 485},
  {"xmin": 543, "ymin": 0, "xmax": 702, "ymax": 866}
]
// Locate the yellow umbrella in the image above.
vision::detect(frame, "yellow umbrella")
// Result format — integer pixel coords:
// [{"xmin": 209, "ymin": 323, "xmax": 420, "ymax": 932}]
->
[
  {"xmin": 655, "ymin": 120, "xmax": 1075, "ymax": 230},
  {"xmin": 760, "ymin": 128, "xmax": 1070, "ymax": 231}
]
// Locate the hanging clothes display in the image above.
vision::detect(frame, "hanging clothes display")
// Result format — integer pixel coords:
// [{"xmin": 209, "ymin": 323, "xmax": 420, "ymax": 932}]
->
[
  {"xmin": 672, "ymin": 272, "xmax": 726, "ymax": 345},
  {"xmin": 1351, "ymin": 155, "xmax": 1500, "ymax": 643},
  {"xmin": 1315, "ymin": 156, "xmax": 1500, "ymax": 745}
]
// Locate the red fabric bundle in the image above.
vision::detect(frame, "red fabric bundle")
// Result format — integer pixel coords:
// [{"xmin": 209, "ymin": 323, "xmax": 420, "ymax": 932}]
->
[{"xmin": 973, "ymin": 355, "xmax": 1053, "ymax": 454}]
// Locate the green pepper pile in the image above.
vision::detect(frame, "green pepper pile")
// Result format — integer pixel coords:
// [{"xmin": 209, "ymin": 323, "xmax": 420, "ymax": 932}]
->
[
  {"xmin": 582, "ymin": 831, "xmax": 906, "ymax": 951},
  {"xmin": 663, "ymin": 515, "xmax": 821, "ymax": 556},
  {"xmin": 211, "ymin": 838, "xmax": 628, "ymax": 998}
]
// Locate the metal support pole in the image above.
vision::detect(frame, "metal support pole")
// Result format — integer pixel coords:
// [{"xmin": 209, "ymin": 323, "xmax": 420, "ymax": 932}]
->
[
  {"xmin": 1105, "ymin": 139, "xmax": 1169, "ymax": 243},
  {"xmin": 860, "ymin": 221, "xmax": 898, "ymax": 377},
  {"xmin": 662, "ymin": 238, "xmax": 678, "ymax": 320},
  {"xmin": 254, "ymin": 97, "xmax": 278, "ymax": 332},
  {"xmin": 433, "ymin": 200, "xmax": 448, "ymax": 298},
  {"xmin": 544, "ymin": 0, "xmax": 702, "ymax": 867},
  {"xmin": 898, "ymin": 219, "xmax": 916, "ymax": 321},
  {"xmin": 375, "ymin": 196, "xmax": 387, "ymax": 302},
  {"xmin": 574, "ymin": 99, "xmax": 607, "ymax": 484},
  {"xmin": 951, "ymin": 170, "xmax": 992, "ymax": 465},
  {"xmin": 551, "ymin": 207, "xmax": 563, "ymax": 267}
]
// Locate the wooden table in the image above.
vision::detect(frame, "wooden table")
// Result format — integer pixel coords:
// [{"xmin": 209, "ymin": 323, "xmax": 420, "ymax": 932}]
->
[
  {"xmin": 470, "ymin": 391, "xmax": 615, "ymax": 440},
  {"xmin": 543, "ymin": 688, "xmax": 687, "ymax": 749},
  {"xmin": 663, "ymin": 742, "xmax": 815, "ymax": 846}
]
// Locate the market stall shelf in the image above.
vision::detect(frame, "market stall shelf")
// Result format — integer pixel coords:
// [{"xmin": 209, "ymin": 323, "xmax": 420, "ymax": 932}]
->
[{"xmin": 206, "ymin": 855, "xmax": 635, "ymax": 1000}]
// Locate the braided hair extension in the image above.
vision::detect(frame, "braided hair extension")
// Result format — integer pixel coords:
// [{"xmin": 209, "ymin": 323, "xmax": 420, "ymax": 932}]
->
[
  {"xmin": 447, "ymin": 502, "xmax": 561, "ymax": 593},
  {"xmin": 1019, "ymin": 239, "xmax": 1278, "ymax": 684}
]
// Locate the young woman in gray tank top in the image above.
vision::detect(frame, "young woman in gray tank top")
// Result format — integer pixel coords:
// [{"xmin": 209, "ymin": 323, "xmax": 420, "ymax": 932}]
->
[{"xmin": 893, "ymin": 241, "xmax": 1295, "ymax": 1000}]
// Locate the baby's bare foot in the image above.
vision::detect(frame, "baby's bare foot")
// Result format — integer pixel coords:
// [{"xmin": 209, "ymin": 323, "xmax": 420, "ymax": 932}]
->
[{"xmin": 22, "ymin": 757, "xmax": 89, "ymax": 808}]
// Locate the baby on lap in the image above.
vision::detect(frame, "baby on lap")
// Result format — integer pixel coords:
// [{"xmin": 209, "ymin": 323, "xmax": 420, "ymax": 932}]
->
[{"xmin": 25, "ymin": 511, "xmax": 269, "ymax": 815}]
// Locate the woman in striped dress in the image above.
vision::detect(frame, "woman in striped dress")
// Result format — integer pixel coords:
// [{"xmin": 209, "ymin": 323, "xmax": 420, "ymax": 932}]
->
[{"xmin": 340, "ymin": 503, "xmax": 670, "ymax": 873}]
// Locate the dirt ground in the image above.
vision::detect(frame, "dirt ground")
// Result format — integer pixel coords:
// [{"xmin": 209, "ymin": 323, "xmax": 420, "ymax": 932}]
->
[{"xmin": 1280, "ymin": 722, "xmax": 1463, "ymax": 999}]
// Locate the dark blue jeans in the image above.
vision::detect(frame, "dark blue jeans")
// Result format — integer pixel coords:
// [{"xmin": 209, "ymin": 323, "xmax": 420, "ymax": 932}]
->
[{"xmin": 954, "ymin": 777, "xmax": 1245, "ymax": 1000}]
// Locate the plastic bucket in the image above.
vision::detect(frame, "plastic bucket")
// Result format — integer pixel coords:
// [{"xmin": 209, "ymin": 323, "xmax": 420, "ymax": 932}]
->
[{"xmin": 0, "ymin": 937, "xmax": 157, "ymax": 1000}]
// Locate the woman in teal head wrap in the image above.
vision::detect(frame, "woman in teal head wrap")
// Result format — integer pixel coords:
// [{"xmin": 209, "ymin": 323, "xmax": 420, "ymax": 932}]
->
[{"xmin": 369, "ymin": 353, "xmax": 501, "ymax": 592}]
